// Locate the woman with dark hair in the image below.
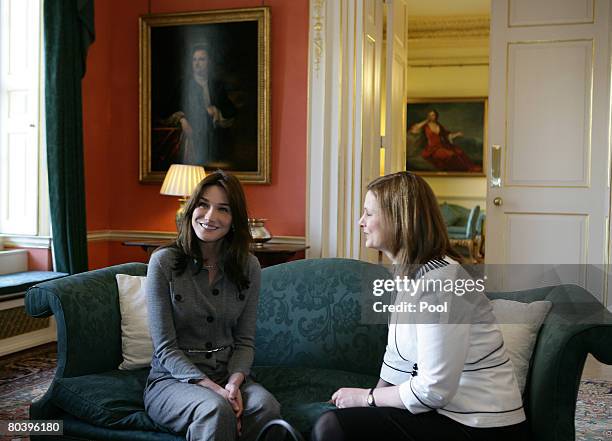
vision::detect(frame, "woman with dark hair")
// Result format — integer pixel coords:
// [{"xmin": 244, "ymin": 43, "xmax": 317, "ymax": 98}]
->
[
  {"xmin": 144, "ymin": 171, "xmax": 280, "ymax": 441},
  {"xmin": 410, "ymin": 109, "xmax": 481, "ymax": 173},
  {"xmin": 311, "ymin": 171, "xmax": 529, "ymax": 441}
]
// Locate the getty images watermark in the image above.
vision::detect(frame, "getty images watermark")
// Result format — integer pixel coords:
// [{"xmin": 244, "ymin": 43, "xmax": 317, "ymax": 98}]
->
[
  {"xmin": 371, "ymin": 275, "xmax": 486, "ymax": 314},
  {"xmin": 372, "ymin": 276, "xmax": 486, "ymax": 313},
  {"xmin": 359, "ymin": 264, "xmax": 611, "ymax": 325}
]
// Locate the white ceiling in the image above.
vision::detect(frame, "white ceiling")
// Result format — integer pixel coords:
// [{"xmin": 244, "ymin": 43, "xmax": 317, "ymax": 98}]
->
[{"xmin": 407, "ymin": 0, "xmax": 490, "ymax": 16}]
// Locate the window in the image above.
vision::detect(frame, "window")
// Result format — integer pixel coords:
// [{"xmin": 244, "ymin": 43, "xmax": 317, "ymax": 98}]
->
[{"xmin": 0, "ymin": 0, "xmax": 48, "ymax": 239}]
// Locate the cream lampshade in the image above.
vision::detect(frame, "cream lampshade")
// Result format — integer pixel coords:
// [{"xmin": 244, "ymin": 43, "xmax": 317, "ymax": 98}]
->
[{"xmin": 160, "ymin": 164, "xmax": 206, "ymax": 224}]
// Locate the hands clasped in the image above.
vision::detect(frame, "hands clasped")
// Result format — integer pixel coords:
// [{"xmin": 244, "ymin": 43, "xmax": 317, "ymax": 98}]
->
[{"xmin": 196, "ymin": 374, "xmax": 245, "ymax": 435}]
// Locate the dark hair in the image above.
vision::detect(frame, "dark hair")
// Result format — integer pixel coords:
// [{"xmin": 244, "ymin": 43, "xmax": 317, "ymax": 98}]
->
[
  {"xmin": 426, "ymin": 109, "xmax": 440, "ymax": 120},
  {"xmin": 366, "ymin": 171, "xmax": 462, "ymax": 269},
  {"xmin": 172, "ymin": 171, "xmax": 252, "ymax": 290}
]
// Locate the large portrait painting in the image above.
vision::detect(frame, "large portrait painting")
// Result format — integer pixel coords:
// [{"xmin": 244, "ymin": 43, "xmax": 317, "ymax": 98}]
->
[
  {"xmin": 406, "ymin": 98, "xmax": 487, "ymax": 176},
  {"xmin": 139, "ymin": 8, "xmax": 270, "ymax": 184}
]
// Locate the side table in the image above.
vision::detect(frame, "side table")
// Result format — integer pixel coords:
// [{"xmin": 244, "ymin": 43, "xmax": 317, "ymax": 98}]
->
[{"xmin": 122, "ymin": 240, "xmax": 308, "ymax": 268}]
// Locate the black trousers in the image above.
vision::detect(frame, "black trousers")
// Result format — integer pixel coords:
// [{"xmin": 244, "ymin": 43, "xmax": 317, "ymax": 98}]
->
[{"xmin": 310, "ymin": 408, "xmax": 530, "ymax": 441}]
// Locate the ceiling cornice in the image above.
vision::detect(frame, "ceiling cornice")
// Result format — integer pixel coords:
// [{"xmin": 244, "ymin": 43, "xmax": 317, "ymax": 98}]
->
[{"xmin": 408, "ymin": 15, "xmax": 489, "ymax": 40}]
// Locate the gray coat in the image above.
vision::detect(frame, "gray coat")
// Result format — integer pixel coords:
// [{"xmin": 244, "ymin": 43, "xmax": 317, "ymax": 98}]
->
[{"xmin": 145, "ymin": 246, "xmax": 261, "ymax": 385}]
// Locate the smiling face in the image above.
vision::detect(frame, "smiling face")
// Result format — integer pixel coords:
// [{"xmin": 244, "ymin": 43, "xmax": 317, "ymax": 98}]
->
[
  {"xmin": 191, "ymin": 185, "xmax": 232, "ymax": 243},
  {"xmin": 359, "ymin": 190, "xmax": 389, "ymax": 254}
]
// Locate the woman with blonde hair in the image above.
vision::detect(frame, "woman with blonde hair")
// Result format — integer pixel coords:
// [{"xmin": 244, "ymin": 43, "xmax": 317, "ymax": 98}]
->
[
  {"xmin": 144, "ymin": 171, "xmax": 281, "ymax": 441},
  {"xmin": 312, "ymin": 171, "xmax": 529, "ymax": 441}
]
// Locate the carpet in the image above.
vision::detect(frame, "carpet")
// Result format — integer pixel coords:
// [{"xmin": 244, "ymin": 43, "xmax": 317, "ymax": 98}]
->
[
  {"xmin": 0, "ymin": 344, "xmax": 610, "ymax": 440},
  {"xmin": 576, "ymin": 380, "xmax": 612, "ymax": 441}
]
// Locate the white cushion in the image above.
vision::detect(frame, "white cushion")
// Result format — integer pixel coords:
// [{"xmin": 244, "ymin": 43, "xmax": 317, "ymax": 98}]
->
[
  {"xmin": 491, "ymin": 299, "xmax": 552, "ymax": 393},
  {"xmin": 116, "ymin": 274, "xmax": 153, "ymax": 370}
]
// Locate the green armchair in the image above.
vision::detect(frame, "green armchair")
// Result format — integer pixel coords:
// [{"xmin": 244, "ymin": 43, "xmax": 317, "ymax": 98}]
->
[
  {"xmin": 439, "ymin": 202, "xmax": 481, "ymax": 262},
  {"xmin": 25, "ymin": 259, "xmax": 612, "ymax": 441}
]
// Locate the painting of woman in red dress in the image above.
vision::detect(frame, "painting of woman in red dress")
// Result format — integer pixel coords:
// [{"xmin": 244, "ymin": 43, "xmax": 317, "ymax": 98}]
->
[
  {"xmin": 410, "ymin": 109, "xmax": 482, "ymax": 173},
  {"xmin": 406, "ymin": 100, "xmax": 485, "ymax": 175}
]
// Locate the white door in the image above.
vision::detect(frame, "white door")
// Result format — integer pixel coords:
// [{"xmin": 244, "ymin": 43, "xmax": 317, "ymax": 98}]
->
[
  {"xmin": 487, "ymin": 0, "xmax": 610, "ymax": 301},
  {"xmin": 358, "ymin": 0, "xmax": 384, "ymax": 262},
  {"xmin": 383, "ymin": 0, "xmax": 408, "ymax": 175}
]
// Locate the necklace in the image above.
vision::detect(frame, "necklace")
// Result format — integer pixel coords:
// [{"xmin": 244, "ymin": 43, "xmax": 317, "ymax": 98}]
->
[{"xmin": 193, "ymin": 258, "xmax": 217, "ymax": 270}]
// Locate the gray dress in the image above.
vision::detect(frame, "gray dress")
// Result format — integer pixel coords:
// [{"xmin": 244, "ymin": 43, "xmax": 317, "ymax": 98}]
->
[{"xmin": 143, "ymin": 247, "xmax": 281, "ymax": 441}]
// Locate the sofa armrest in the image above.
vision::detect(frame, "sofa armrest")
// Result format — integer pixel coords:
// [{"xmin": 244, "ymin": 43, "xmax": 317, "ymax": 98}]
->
[
  {"xmin": 525, "ymin": 285, "xmax": 612, "ymax": 441},
  {"xmin": 25, "ymin": 263, "xmax": 147, "ymax": 378}
]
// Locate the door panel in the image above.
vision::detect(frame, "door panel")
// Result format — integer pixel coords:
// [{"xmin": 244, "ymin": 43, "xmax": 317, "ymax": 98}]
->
[
  {"xmin": 508, "ymin": 0, "xmax": 593, "ymax": 27},
  {"xmin": 505, "ymin": 213, "xmax": 588, "ymax": 264},
  {"xmin": 506, "ymin": 40, "xmax": 592, "ymax": 186},
  {"xmin": 487, "ymin": 0, "xmax": 610, "ymax": 305}
]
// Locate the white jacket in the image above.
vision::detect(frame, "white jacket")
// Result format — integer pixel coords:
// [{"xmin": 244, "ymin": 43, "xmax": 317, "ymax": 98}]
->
[{"xmin": 380, "ymin": 257, "xmax": 526, "ymax": 428}]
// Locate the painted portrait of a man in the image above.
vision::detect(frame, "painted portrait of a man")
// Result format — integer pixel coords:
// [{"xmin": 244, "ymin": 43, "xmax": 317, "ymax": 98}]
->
[{"xmin": 140, "ymin": 9, "xmax": 270, "ymax": 183}]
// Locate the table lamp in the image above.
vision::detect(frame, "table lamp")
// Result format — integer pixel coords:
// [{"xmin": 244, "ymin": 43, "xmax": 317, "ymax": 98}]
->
[{"xmin": 160, "ymin": 164, "xmax": 206, "ymax": 225}]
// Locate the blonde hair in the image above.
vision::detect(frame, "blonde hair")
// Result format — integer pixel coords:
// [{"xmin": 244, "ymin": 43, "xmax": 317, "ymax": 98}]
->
[{"xmin": 366, "ymin": 171, "xmax": 462, "ymax": 268}]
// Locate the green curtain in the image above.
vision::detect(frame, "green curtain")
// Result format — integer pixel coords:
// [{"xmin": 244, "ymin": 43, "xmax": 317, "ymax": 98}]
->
[{"xmin": 44, "ymin": 0, "xmax": 95, "ymax": 274}]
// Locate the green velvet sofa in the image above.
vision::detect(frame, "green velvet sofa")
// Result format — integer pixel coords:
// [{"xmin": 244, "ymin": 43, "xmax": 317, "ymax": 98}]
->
[{"xmin": 25, "ymin": 258, "xmax": 612, "ymax": 441}]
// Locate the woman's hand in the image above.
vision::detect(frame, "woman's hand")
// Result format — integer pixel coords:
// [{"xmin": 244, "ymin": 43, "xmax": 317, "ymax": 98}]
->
[
  {"xmin": 197, "ymin": 378, "xmax": 243, "ymax": 435},
  {"xmin": 179, "ymin": 117, "xmax": 193, "ymax": 136},
  {"xmin": 224, "ymin": 382, "xmax": 244, "ymax": 418},
  {"xmin": 196, "ymin": 378, "xmax": 242, "ymax": 414},
  {"xmin": 226, "ymin": 373, "xmax": 246, "ymax": 435},
  {"xmin": 330, "ymin": 388, "xmax": 368, "ymax": 408},
  {"xmin": 224, "ymin": 383, "xmax": 243, "ymax": 436},
  {"xmin": 449, "ymin": 131, "xmax": 464, "ymax": 142}
]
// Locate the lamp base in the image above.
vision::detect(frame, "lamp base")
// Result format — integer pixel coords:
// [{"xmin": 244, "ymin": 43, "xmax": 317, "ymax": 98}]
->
[{"xmin": 176, "ymin": 197, "xmax": 189, "ymax": 229}]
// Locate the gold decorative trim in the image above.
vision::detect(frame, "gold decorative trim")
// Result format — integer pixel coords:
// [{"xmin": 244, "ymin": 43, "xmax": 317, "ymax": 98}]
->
[
  {"xmin": 311, "ymin": 0, "xmax": 325, "ymax": 73},
  {"xmin": 408, "ymin": 61, "xmax": 489, "ymax": 68},
  {"xmin": 87, "ymin": 230, "xmax": 176, "ymax": 242},
  {"xmin": 86, "ymin": 230, "xmax": 306, "ymax": 246},
  {"xmin": 408, "ymin": 15, "xmax": 489, "ymax": 40}
]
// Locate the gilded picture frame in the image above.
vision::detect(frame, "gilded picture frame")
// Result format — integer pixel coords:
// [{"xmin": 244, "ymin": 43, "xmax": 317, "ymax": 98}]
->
[
  {"xmin": 139, "ymin": 8, "xmax": 271, "ymax": 184},
  {"xmin": 406, "ymin": 98, "xmax": 487, "ymax": 177}
]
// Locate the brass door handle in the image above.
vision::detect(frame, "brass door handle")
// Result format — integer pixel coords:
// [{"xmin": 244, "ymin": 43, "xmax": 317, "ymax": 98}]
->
[
  {"xmin": 493, "ymin": 197, "xmax": 503, "ymax": 206},
  {"xmin": 490, "ymin": 145, "xmax": 502, "ymax": 188}
]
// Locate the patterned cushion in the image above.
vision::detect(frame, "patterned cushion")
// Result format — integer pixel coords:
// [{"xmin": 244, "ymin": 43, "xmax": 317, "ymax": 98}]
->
[{"xmin": 255, "ymin": 258, "xmax": 389, "ymax": 376}]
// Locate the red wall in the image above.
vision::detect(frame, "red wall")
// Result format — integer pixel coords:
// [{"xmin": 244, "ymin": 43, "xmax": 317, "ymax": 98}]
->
[{"xmin": 83, "ymin": 0, "xmax": 309, "ymax": 269}]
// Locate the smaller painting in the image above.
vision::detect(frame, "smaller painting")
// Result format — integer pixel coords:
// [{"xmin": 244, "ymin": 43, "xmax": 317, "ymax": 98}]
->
[{"xmin": 406, "ymin": 98, "xmax": 487, "ymax": 176}]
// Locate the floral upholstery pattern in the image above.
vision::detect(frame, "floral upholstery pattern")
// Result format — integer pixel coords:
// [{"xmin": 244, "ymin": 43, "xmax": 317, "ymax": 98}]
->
[
  {"xmin": 254, "ymin": 258, "xmax": 389, "ymax": 376},
  {"xmin": 27, "ymin": 258, "xmax": 612, "ymax": 441}
]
